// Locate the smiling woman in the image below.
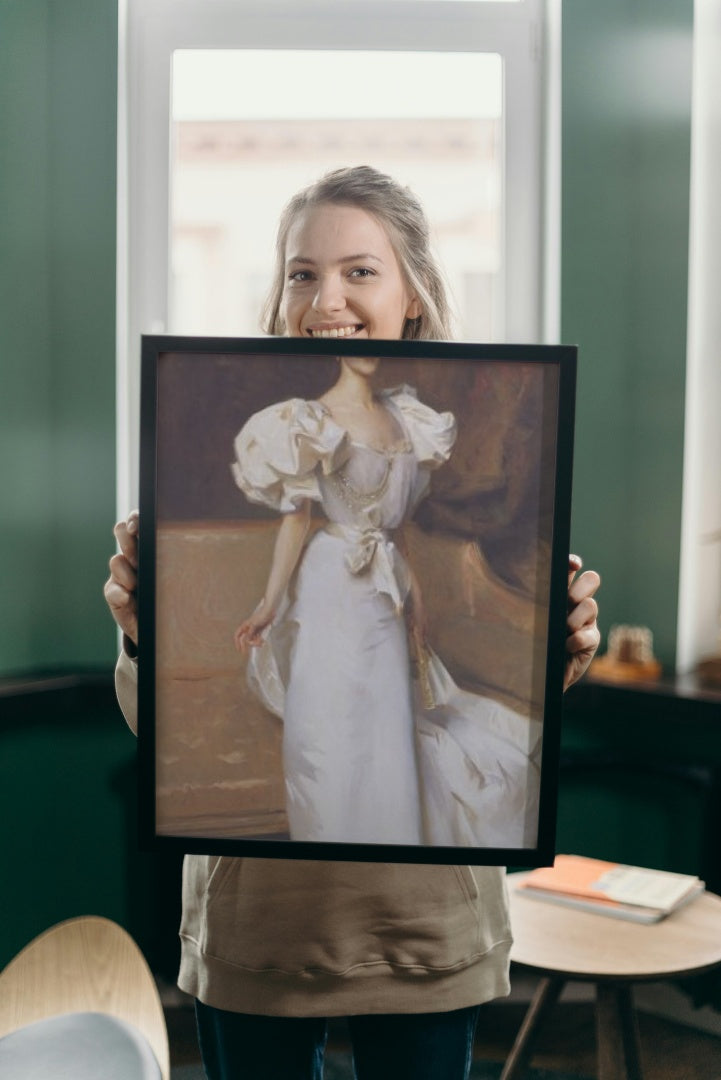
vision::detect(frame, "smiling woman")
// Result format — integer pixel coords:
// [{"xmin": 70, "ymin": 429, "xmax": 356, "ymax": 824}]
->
[
  {"xmin": 263, "ymin": 168, "xmax": 451, "ymax": 341},
  {"xmin": 282, "ymin": 206, "xmax": 421, "ymax": 341}
]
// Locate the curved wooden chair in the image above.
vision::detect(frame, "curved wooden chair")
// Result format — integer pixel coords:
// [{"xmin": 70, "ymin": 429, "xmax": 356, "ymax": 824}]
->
[{"xmin": 0, "ymin": 915, "xmax": 169, "ymax": 1079}]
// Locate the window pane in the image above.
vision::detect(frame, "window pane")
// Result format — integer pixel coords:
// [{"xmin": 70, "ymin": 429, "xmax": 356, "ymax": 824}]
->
[{"xmin": 170, "ymin": 50, "xmax": 503, "ymax": 340}]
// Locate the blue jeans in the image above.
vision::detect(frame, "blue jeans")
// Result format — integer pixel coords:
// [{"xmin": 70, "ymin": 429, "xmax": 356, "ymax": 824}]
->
[{"xmin": 195, "ymin": 1000, "xmax": 481, "ymax": 1080}]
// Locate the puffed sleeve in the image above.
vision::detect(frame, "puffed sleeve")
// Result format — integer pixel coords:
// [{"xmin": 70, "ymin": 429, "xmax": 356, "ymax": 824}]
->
[
  {"xmin": 384, "ymin": 385, "xmax": 457, "ymax": 467},
  {"xmin": 231, "ymin": 398, "xmax": 349, "ymax": 513}
]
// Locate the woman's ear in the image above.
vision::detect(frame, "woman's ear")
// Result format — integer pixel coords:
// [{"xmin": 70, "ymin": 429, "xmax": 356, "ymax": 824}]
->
[{"xmin": 406, "ymin": 296, "xmax": 422, "ymax": 320}]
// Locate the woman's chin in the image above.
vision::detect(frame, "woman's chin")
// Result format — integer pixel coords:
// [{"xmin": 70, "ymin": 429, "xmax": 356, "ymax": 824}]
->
[{"xmin": 339, "ymin": 356, "xmax": 380, "ymax": 376}]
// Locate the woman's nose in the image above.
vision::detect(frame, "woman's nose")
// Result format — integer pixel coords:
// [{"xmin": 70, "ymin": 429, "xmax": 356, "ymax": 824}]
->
[{"xmin": 312, "ymin": 274, "xmax": 345, "ymax": 314}]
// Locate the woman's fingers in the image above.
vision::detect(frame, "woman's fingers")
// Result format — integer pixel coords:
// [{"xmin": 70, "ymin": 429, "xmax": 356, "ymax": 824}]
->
[
  {"xmin": 234, "ymin": 622, "xmax": 263, "ymax": 653},
  {"xmin": 567, "ymin": 552, "xmax": 583, "ymax": 585},
  {"xmin": 235, "ymin": 601, "xmax": 276, "ymax": 653},
  {"xmin": 105, "ymin": 512, "xmax": 140, "ymax": 644},
  {"xmin": 113, "ymin": 514, "xmax": 139, "ymax": 568},
  {"xmin": 103, "ymin": 573, "xmax": 138, "ymax": 643},
  {"xmin": 563, "ymin": 623, "xmax": 602, "ymax": 690},
  {"xmin": 566, "ymin": 588, "xmax": 600, "ymax": 635},
  {"xmin": 563, "ymin": 559, "xmax": 601, "ymax": 690},
  {"xmin": 566, "ymin": 619, "xmax": 601, "ymax": 657},
  {"xmin": 108, "ymin": 551, "xmax": 137, "ymax": 591}
]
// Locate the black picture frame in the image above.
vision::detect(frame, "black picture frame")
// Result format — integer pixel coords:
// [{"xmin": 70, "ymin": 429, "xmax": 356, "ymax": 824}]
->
[{"xmin": 138, "ymin": 335, "xmax": 576, "ymax": 866}]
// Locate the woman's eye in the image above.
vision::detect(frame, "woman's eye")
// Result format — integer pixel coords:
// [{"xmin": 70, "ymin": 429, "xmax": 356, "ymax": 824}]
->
[
  {"xmin": 288, "ymin": 269, "xmax": 313, "ymax": 283},
  {"xmin": 349, "ymin": 267, "xmax": 375, "ymax": 279}
]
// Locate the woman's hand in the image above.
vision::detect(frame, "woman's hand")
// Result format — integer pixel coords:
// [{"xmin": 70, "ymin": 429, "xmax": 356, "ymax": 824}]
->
[
  {"xmin": 233, "ymin": 502, "xmax": 310, "ymax": 656},
  {"xmin": 405, "ymin": 569, "xmax": 428, "ymax": 644},
  {"xmin": 564, "ymin": 554, "xmax": 601, "ymax": 691},
  {"xmin": 234, "ymin": 600, "xmax": 275, "ymax": 654},
  {"xmin": 104, "ymin": 510, "xmax": 139, "ymax": 646},
  {"xmin": 393, "ymin": 526, "xmax": 427, "ymax": 643}
]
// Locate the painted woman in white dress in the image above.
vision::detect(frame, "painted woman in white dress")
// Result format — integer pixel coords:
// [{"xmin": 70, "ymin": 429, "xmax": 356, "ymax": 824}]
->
[
  {"xmin": 233, "ymin": 371, "xmax": 458, "ymax": 845},
  {"xmin": 232, "ymin": 170, "xmax": 542, "ymax": 849},
  {"xmin": 232, "ymin": 369, "xmax": 541, "ymax": 848}
]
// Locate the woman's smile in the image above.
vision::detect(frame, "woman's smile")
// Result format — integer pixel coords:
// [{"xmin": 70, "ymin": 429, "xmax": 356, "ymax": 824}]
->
[{"xmin": 306, "ymin": 323, "xmax": 365, "ymax": 339}]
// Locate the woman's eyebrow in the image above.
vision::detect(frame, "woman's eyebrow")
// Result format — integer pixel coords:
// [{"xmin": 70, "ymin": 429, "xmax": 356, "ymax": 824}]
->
[
  {"xmin": 338, "ymin": 253, "xmax": 384, "ymax": 264},
  {"xmin": 286, "ymin": 253, "xmax": 384, "ymax": 266}
]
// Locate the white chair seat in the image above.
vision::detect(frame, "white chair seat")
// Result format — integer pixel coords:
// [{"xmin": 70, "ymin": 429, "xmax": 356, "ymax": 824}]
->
[{"xmin": 0, "ymin": 1011, "xmax": 162, "ymax": 1079}]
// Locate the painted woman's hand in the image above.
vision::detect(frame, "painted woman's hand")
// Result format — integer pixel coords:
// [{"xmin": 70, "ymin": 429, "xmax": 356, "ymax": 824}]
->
[
  {"xmin": 104, "ymin": 510, "xmax": 139, "ymax": 646},
  {"xmin": 405, "ymin": 569, "xmax": 428, "ymax": 644},
  {"xmin": 234, "ymin": 600, "xmax": 275, "ymax": 654},
  {"xmin": 234, "ymin": 503, "xmax": 308, "ymax": 655},
  {"xmin": 564, "ymin": 554, "xmax": 601, "ymax": 690}
]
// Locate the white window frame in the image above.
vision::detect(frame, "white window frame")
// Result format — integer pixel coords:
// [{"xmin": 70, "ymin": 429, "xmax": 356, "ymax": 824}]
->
[
  {"xmin": 117, "ymin": 0, "xmax": 559, "ymax": 511},
  {"xmin": 676, "ymin": 0, "xmax": 721, "ymax": 674}
]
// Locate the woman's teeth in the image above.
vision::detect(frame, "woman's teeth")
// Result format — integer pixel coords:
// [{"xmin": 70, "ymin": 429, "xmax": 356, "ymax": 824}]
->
[{"xmin": 310, "ymin": 325, "xmax": 360, "ymax": 338}]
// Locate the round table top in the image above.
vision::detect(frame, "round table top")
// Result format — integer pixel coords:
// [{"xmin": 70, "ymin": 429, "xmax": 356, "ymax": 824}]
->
[{"xmin": 508, "ymin": 872, "xmax": 721, "ymax": 981}]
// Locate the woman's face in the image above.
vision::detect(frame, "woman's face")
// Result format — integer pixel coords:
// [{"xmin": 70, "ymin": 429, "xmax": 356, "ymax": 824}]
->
[{"xmin": 281, "ymin": 203, "xmax": 421, "ymax": 342}]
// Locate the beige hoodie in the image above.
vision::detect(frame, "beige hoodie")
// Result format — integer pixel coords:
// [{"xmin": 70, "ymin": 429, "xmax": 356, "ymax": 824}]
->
[{"xmin": 116, "ymin": 650, "xmax": 511, "ymax": 1016}]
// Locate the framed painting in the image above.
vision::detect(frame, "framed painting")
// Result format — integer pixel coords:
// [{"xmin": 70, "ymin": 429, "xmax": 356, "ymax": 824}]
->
[{"xmin": 137, "ymin": 336, "xmax": 576, "ymax": 865}]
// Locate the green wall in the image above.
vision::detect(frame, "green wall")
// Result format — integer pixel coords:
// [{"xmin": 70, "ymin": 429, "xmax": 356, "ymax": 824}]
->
[
  {"xmin": 0, "ymin": 0, "xmax": 133, "ymax": 970},
  {"xmin": 563, "ymin": 0, "xmax": 693, "ymax": 669},
  {"xmin": 0, "ymin": 0, "xmax": 118, "ymax": 675}
]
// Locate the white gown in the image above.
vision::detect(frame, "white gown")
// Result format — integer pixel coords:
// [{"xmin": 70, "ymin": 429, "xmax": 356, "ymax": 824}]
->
[{"xmin": 232, "ymin": 386, "xmax": 541, "ymax": 848}]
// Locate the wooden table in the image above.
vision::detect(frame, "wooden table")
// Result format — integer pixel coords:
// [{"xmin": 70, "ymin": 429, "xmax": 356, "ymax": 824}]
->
[{"xmin": 503, "ymin": 873, "xmax": 721, "ymax": 1080}]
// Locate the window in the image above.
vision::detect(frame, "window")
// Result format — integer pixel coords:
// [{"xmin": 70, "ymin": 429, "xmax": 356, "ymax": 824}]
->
[
  {"xmin": 118, "ymin": 0, "xmax": 557, "ymax": 508},
  {"xmin": 169, "ymin": 49, "xmax": 503, "ymax": 340}
]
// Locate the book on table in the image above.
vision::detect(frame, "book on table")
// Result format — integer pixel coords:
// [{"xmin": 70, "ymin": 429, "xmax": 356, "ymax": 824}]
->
[{"xmin": 516, "ymin": 854, "xmax": 705, "ymax": 923}]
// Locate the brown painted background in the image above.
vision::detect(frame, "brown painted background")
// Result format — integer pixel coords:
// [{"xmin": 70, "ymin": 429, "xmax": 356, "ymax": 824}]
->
[{"xmin": 153, "ymin": 351, "xmax": 557, "ymax": 839}]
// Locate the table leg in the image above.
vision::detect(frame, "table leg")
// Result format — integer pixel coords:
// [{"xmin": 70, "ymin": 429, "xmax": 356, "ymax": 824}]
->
[
  {"xmin": 499, "ymin": 976, "xmax": 565, "ymax": 1080},
  {"xmin": 596, "ymin": 982, "xmax": 643, "ymax": 1080}
]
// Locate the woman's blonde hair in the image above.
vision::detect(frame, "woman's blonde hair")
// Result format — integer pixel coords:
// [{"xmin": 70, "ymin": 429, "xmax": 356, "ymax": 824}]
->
[{"xmin": 262, "ymin": 165, "xmax": 454, "ymax": 341}]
